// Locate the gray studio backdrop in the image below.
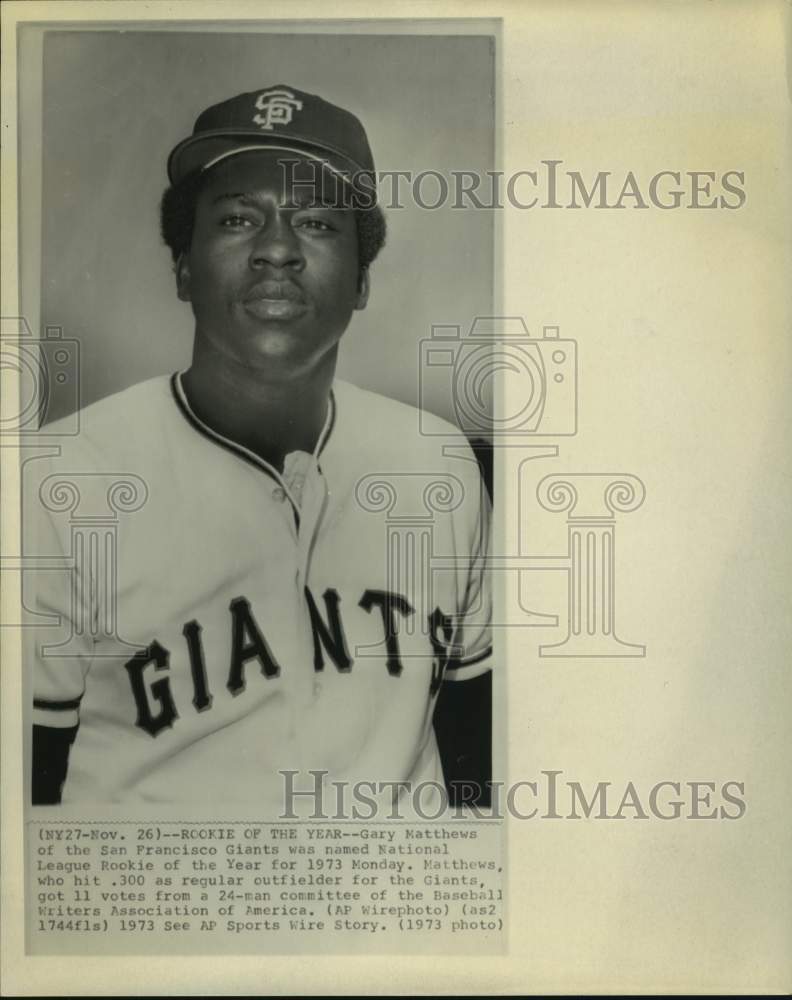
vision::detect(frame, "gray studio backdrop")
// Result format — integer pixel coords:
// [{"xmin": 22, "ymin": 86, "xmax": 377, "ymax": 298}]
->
[{"xmin": 38, "ymin": 30, "xmax": 494, "ymax": 425}]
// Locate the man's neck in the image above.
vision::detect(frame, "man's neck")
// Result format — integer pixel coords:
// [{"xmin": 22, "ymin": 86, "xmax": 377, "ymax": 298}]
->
[{"xmin": 182, "ymin": 347, "xmax": 337, "ymax": 472}]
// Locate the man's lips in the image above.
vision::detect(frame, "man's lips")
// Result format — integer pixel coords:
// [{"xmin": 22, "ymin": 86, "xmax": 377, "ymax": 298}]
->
[
  {"xmin": 243, "ymin": 281, "xmax": 307, "ymax": 320},
  {"xmin": 244, "ymin": 280, "xmax": 306, "ymax": 304}
]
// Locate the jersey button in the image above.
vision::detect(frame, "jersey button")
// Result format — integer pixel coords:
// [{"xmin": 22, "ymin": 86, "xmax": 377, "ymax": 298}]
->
[{"xmin": 272, "ymin": 486, "xmax": 286, "ymax": 502}]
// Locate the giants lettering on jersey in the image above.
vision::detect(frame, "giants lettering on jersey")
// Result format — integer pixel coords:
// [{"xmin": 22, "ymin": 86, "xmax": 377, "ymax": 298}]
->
[{"xmin": 124, "ymin": 587, "xmax": 456, "ymax": 737}]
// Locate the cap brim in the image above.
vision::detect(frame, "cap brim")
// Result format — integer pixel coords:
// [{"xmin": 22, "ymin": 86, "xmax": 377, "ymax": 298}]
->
[{"xmin": 167, "ymin": 129, "xmax": 368, "ymax": 186}]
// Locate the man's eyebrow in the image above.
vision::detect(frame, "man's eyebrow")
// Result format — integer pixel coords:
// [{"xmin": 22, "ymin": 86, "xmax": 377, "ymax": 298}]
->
[
  {"xmin": 211, "ymin": 192, "xmax": 260, "ymax": 206},
  {"xmin": 210, "ymin": 190, "xmax": 346, "ymax": 209}
]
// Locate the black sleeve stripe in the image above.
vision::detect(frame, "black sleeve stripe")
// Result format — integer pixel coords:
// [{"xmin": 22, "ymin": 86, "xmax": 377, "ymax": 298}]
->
[
  {"xmin": 34, "ymin": 697, "xmax": 82, "ymax": 711},
  {"xmin": 445, "ymin": 647, "xmax": 492, "ymax": 671}
]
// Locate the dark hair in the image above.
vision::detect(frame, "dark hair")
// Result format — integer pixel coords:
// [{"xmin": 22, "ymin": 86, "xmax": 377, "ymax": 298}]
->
[{"xmin": 159, "ymin": 170, "xmax": 387, "ymax": 275}]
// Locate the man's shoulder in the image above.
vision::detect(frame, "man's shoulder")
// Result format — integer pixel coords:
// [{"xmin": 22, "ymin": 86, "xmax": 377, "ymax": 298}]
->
[
  {"xmin": 333, "ymin": 379, "xmax": 466, "ymax": 458},
  {"xmin": 331, "ymin": 380, "xmax": 488, "ymax": 522},
  {"xmin": 40, "ymin": 375, "xmax": 175, "ymax": 460}
]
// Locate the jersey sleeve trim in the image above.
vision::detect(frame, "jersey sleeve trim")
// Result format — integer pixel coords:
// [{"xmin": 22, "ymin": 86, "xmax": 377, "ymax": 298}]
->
[
  {"xmin": 33, "ymin": 709, "xmax": 80, "ymax": 728},
  {"xmin": 34, "ymin": 697, "xmax": 82, "ymax": 711},
  {"xmin": 33, "ymin": 696, "xmax": 82, "ymax": 729}
]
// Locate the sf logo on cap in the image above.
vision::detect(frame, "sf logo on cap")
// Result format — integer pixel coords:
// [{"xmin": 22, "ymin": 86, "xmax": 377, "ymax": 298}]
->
[{"xmin": 252, "ymin": 88, "xmax": 304, "ymax": 130}]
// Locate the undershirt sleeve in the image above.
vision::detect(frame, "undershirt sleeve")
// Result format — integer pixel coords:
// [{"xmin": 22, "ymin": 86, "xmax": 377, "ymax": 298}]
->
[{"xmin": 32, "ymin": 724, "xmax": 79, "ymax": 805}]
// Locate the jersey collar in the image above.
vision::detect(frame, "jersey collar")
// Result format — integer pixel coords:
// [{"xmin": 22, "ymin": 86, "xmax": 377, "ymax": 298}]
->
[{"xmin": 169, "ymin": 371, "xmax": 336, "ymax": 489}]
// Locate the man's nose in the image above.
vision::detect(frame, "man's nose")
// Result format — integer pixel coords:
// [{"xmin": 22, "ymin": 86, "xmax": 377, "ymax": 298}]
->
[{"xmin": 248, "ymin": 214, "xmax": 304, "ymax": 270}]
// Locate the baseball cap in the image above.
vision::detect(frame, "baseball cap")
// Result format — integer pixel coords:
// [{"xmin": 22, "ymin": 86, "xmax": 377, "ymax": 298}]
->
[{"xmin": 167, "ymin": 85, "xmax": 377, "ymax": 203}]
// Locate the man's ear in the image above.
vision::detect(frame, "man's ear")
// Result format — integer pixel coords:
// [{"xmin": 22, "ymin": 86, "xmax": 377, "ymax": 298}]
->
[
  {"xmin": 355, "ymin": 267, "xmax": 370, "ymax": 311},
  {"xmin": 176, "ymin": 252, "xmax": 192, "ymax": 303}
]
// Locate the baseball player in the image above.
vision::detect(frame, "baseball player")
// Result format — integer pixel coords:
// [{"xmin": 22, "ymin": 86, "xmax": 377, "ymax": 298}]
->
[{"xmin": 29, "ymin": 85, "xmax": 492, "ymax": 810}]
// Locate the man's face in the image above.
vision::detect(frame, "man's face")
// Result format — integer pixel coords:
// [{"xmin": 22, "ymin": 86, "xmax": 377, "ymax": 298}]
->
[{"xmin": 177, "ymin": 150, "xmax": 368, "ymax": 376}]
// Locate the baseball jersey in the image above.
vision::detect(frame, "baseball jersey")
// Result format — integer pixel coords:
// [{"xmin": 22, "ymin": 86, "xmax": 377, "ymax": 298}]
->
[{"xmin": 28, "ymin": 374, "xmax": 491, "ymax": 807}]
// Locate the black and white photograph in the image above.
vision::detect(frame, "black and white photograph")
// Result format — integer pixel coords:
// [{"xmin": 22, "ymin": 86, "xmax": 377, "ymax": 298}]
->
[
  {"xmin": 22, "ymin": 28, "xmax": 496, "ymax": 813},
  {"xmin": 2, "ymin": 1, "xmax": 790, "ymax": 995}
]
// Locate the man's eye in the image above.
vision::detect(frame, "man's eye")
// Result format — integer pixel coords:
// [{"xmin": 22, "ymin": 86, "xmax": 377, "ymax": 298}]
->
[
  {"xmin": 296, "ymin": 218, "xmax": 333, "ymax": 231},
  {"xmin": 220, "ymin": 214, "xmax": 253, "ymax": 228}
]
